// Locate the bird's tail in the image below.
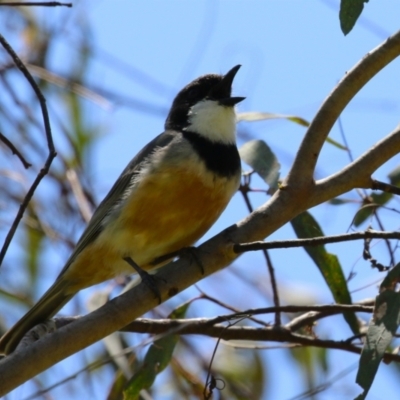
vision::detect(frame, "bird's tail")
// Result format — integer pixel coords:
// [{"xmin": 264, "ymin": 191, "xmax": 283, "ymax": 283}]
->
[{"xmin": 0, "ymin": 278, "xmax": 74, "ymax": 355}]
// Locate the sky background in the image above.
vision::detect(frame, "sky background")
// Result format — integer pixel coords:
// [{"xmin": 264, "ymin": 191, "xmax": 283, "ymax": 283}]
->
[{"xmin": 2, "ymin": 1, "xmax": 400, "ymax": 399}]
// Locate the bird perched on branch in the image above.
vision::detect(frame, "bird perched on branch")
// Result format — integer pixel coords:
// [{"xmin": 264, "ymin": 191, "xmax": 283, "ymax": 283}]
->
[{"xmin": 0, "ymin": 65, "xmax": 245, "ymax": 355}]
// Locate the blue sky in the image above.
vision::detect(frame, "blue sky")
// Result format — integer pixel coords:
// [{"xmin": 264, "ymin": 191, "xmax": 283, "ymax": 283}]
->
[{"xmin": 3, "ymin": 1, "xmax": 400, "ymax": 399}]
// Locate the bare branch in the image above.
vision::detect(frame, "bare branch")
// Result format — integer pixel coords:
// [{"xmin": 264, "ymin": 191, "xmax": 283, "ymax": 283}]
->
[
  {"xmin": 0, "ymin": 131, "xmax": 32, "ymax": 169},
  {"xmin": 27, "ymin": 64, "xmax": 112, "ymax": 110},
  {"xmin": 122, "ymin": 303, "xmax": 374, "ymax": 334},
  {"xmin": 26, "ymin": 303, "xmax": 374, "ymax": 337},
  {"xmin": 66, "ymin": 169, "xmax": 93, "ymax": 223},
  {"xmin": 287, "ymin": 30, "xmax": 400, "ymax": 186},
  {"xmin": 371, "ymin": 179, "xmax": 400, "ymax": 195},
  {"xmin": 239, "ymin": 182, "xmax": 281, "ymax": 326},
  {"xmin": 234, "ymin": 230, "xmax": 400, "ymax": 253},
  {"xmin": 0, "ymin": 34, "xmax": 57, "ymax": 266},
  {"xmin": 314, "ymin": 124, "xmax": 400, "ymax": 202}
]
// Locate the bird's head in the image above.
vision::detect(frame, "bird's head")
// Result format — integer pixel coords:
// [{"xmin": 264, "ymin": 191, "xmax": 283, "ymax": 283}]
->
[{"xmin": 165, "ymin": 65, "xmax": 245, "ymax": 144}]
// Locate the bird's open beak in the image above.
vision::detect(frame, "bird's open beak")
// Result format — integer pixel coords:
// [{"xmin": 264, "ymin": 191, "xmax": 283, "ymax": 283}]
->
[{"xmin": 209, "ymin": 64, "xmax": 246, "ymax": 106}]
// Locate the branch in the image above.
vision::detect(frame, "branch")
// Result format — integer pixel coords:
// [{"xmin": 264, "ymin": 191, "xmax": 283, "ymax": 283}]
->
[
  {"xmin": 285, "ymin": 299, "xmax": 375, "ymax": 331},
  {"xmin": 0, "ymin": 34, "xmax": 57, "ymax": 266},
  {"xmin": 35, "ymin": 303, "xmax": 373, "ymax": 336},
  {"xmin": 128, "ymin": 323, "xmax": 400, "ymax": 363},
  {"xmin": 239, "ymin": 183, "xmax": 281, "ymax": 325},
  {"xmin": 287, "ymin": 30, "xmax": 400, "ymax": 186},
  {"xmin": 314, "ymin": 124, "xmax": 400, "ymax": 203},
  {"xmin": 122, "ymin": 304, "xmax": 374, "ymax": 334},
  {"xmin": 233, "ymin": 230, "xmax": 400, "ymax": 253},
  {"xmin": 0, "ymin": 131, "xmax": 32, "ymax": 169},
  {"xmin": 372, "ymin": 179, "xmax": 400, "ymax": 195}
]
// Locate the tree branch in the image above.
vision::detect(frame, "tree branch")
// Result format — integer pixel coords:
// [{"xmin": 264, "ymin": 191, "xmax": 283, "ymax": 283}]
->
[
  {"xmin": 287, "ymin": 30, "xmax": 400, "ymax": 187},
  {"xmin": 314, "ymin": 124, "xmax": 400, "ymax": 203},
  {"xmin": 371, "ymin": 179, "xmax": 400, "ymax": 195},
  {"xmin": 45, "ymin": 303, "xmax": 374, "ymax": 335},
  {"xmin": 0, "ymin": 131, "xmax": 32, "ymax": 169},
  {"xmin": 233, "ymin": 230, "xmax": 400, "ymax": 253}
]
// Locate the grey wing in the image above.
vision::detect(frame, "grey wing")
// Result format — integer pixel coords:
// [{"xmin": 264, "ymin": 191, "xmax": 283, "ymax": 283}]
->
[{"xmin": 57, "ymin": 130, "xmax": 178, "ymax": 277}]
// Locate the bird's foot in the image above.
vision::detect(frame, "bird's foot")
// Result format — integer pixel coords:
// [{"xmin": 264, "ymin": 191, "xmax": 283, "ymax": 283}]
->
[{"xmin": 123, "ymin": 257, "xmax": 162, "ymax": 303}]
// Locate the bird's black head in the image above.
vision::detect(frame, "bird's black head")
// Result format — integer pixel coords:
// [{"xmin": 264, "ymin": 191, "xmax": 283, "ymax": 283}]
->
[{"xmin": 165, "ymin": 65, "xmax": 245, "ymax": 131}]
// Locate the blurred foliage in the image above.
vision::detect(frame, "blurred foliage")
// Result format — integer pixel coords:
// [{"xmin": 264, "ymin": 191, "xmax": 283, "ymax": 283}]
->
[
  {"xmin": 290, "ymin": 346, "xmax": 329, "ymax": 399},
  {"xmin": 0, "ymin": 0, "xmax": 99, "ymax": 393}
]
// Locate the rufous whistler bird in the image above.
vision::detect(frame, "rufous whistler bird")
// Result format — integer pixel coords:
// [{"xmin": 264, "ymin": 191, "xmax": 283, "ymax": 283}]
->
[{"xmin": 0, "ymin": 65, "xmax": 245, "ymax": 355}]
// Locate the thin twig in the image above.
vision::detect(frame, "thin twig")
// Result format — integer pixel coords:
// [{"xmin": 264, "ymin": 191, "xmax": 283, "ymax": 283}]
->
[
  {"xmin": 0, "ymin": 131, "xmax": 31, "ymax": 168},
  {"xmin": 203, "ymin": 319, "xmax": 244, "ymax": 400},
  {"xmin": 196, "ymin": 289, "xmax": 270, "ymax": 327},
  {"xmin": 0, "ymin": 34, "xmax": 56, "ymax": 266},
  {"xmin": 66, "ymin": 169, "xmax": 93, "ymax": 223},
  {"xmin": 363, "ymin": 235, "xmax": 389, "ymax": 272},
  {"xmin": 27, "ymin": 64, "xmax": 112, "ymax": 110},
  {"xmin": 234, "ymin": 230, "xmax": 400, "ymax": 253},
  {"xmin": 239, "ymin": 181, "xmax": 281, "ymax": 325}
]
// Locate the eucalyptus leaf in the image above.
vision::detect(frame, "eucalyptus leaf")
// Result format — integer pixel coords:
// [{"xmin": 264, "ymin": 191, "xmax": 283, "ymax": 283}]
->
[{"xmin": 239, "ymin": 139, "xmax": 280, "ymax": 189}]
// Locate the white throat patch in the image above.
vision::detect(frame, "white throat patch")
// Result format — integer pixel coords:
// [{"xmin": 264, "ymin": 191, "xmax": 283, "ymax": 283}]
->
[{"xmin": 186, "ymin": 99, "xmax": 237, "ymax": 144}]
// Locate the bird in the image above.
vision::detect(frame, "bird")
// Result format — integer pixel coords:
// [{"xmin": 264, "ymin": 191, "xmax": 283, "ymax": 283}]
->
[{"xmin": 0, "ymin": 65, "xmax": 245, "ymax": 355}]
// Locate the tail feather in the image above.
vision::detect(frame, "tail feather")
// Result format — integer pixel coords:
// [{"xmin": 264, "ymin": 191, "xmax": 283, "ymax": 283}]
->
[{"xmin": 0, "ymin": 278, "xmax": 73, "ymax": 355}]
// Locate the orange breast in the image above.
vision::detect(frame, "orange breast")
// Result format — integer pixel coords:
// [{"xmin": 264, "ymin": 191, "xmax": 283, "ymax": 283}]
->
[{"xmin": 63, "ymin": 164, "xmax": 238, "ymax": 292}]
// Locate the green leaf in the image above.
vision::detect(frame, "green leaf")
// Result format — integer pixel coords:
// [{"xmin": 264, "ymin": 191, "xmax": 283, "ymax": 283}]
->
[
  {"xmin": 339, "ymin": 0, "xmax": 369, "ymax": 35},
  {"xmin": 123, "ymin": 303, "xmax": 189, "ymax": 399},
  {"xmin": 356, "ymin": 287, "xmax": 400, "ymax": 396},
  {"xmin": 237, "ymin": 111, "xmax": 309, "ymax": 127},
  {"xmin": 239, "ymin": 139, "xmax": 280, "ymax": 189},
  {"xmin": 353, "ymin": 193, "xmax": 393, "ymax": 227},
  {"xmin": 326, "ymin": 136, "xmax": 348, "ymax": 150},
  {"xmin": 291, "ymin": 212, "xmax": 359, "ymax": 334},
  {"xmin": 380, "ymin": 261, "xmax": 400, "ymax": 291},
  {"xmin": 329, "ymin": 198, "xmax": 356, "ymax": 205}
]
